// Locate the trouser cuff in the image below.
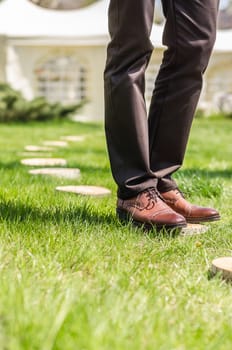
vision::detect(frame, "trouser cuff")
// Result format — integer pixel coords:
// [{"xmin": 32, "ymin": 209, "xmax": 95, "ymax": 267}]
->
[{"xmin": 157, "ymin": 177, "xmax": 178, "ymax": 193}]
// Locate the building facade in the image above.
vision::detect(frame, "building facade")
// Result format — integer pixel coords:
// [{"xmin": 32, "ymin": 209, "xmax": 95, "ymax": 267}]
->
[{"xmin": 0, "ymin": 0, "xmax": 232, "ymax": 120}]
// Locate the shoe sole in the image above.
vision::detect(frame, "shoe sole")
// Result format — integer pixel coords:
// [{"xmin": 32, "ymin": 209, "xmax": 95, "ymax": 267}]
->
[
  {"xmin": 116, "ymin": 208, "xmax": 187, "ymax": 231},
  {"xmin": 186, "ymin": 215, "xmax": 221, "ymax": 224}
]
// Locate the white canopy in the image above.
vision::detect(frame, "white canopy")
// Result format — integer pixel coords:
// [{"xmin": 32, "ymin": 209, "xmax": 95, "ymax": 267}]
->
[
  {"xmin": 0, "ymin": 0, "xmax": 109, "ymax": 38},
  {"xmin": 0, "ymin": 0, "xmax": 231, "ymax": 51},
  {"xmin": 214, "ymin": 28, "xmax": 232, "ymax": 51}
]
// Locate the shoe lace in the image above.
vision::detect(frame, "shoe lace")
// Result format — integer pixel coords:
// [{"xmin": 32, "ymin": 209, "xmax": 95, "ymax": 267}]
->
[{"xmin": 143, "ymin": 188, "xmax": 162, "ymax": 210}]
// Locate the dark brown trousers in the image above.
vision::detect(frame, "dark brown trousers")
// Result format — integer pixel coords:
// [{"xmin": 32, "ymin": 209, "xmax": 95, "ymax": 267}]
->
[{"xmin": 104, "ymin": 0, "xmax": 219, "ymax": 199}]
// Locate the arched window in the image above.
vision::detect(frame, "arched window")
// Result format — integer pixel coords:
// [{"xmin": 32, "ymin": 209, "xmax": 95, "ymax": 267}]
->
[{"xmin": 34, "ymin": 55, "xmax": 87, "ymax": 104}]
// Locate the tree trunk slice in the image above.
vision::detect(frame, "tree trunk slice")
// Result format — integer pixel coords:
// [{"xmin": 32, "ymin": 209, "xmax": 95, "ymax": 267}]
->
[
  {"xmin": 181, "ymin": 224, "xmax": 209, "ymax": 236},
  {"xmin": 21, "ymin": 158, "xmax": 67, "ymax": 166},
  {"xmin": 56, "ymin": 185, "xmax": 111, "ymax": 196},
  {"xmin": 29, "ymin": 168, "xmax": 81, "ymax": 179},
  {"xmin": 25, "ymin": 145, "xmax": 54, "ymax": 152},
  {"xmin": 211, "ymin": 257, "xmax": 232, "ymax": 281}
]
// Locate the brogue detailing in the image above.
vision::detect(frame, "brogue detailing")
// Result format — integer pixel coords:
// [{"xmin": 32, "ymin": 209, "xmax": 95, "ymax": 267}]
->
[
  {"xmin": 151, "ymin": 208, "xmax": 175, "ymax": 219},
  {"xmin": 132, "ymin": 188, "xmax": 161, "ymax": 211},
  {"xmin": 118, "ymin": 188, "xmax": 163, "ymax": 212},
  {"xmin": 117, "ymin": 187, "xmax": 187, "ymax": 228}
]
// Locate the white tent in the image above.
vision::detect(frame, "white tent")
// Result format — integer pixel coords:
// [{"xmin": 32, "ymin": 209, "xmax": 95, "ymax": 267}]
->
[
  {"xmin": 0, "ymin": 0, "xmax": 108, "ymax": 39},
  {"xmin": 214, "ymin": 28, "xmax": 232, "ymax": 51}
]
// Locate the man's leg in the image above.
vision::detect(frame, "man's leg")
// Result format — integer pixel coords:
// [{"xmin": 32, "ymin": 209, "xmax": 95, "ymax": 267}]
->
[
  {"xmin": 148, "ymin": 0, "xmax": 219, "ymax": 192},
  {"xmin": 148, "ymin": 0, "xmax": 220, "ymax": 222},
  {"xmin": 104, "ymin": 0, "xmax": 156, "ymax": 200},
  {"xmin": 104, "ymin": 0, "xmax": 187, "ymax": 229}
]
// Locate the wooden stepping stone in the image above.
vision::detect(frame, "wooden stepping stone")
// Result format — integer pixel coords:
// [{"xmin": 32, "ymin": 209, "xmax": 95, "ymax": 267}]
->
[
  {"xmin": 24, "ymin": 145, "xmax": 54, "ymax": 152},
  {"xmin": 21, "ymin": 158, "xmax": 67, "ymax": 166},
  {"xmin": 181, "ymin": 224, "xmax": 209, "ymax": 236},
  {"xmin": 56, "ymin": 185, "xmax": 111, "ymax": 196},
  {"xmin": 20, "ymin": 152, "xmax": 53, "ymax": 157},
  {"xmin": 60, "ymin": 135, "xmax": 86, "ymax": 142},
  {"xmin": 211, "ymin": 257, "xmax": 232, "ymax": 281},
  {"xmin": 29, "ymin": 168, "xmax": 81, "ymax": 179},
  {"xmin": 42, "ymin": 141, "xmax": 68, "ymax": 147}
]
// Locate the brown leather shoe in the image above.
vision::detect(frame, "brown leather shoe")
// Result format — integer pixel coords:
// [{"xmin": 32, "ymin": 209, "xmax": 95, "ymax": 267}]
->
[
  {"xmin": 117, "ymin": 188, "xmax": 187, "ymax": 230},
  {"xmin": 160, "ymin": 189, "xmax": 220, "ymax": 223}
]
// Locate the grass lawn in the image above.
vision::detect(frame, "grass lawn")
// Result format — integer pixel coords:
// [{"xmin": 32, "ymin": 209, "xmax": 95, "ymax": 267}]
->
[{"xmin": 0, "ymin": 117, "xmax": 231, "ymax": 350}]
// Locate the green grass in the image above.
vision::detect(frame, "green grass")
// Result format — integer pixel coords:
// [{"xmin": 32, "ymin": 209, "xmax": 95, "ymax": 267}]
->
[{"xmin": 0, "ymin": 117, "xmax": 231, "ymax": 350}]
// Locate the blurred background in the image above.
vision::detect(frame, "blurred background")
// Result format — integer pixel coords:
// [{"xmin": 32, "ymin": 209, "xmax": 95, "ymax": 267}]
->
[{"xmin": 0, "ymin": 0, "xmax": 231, "ymax": 121}]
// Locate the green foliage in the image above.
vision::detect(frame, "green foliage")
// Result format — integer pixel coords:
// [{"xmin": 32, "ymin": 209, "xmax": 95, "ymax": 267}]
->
[
  {"xmin": 223, "ymin": 111, "xmax": 232, "ymax": 119},
  {"xmin": 0, "ymin": 83, "xmax": 83, "ymax": 122},
  {"xmin": 195, "ymin": 110, "xmax": 232, "ymax": 119}
]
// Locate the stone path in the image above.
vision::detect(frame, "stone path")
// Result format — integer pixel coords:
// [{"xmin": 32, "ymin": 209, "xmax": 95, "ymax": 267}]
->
[
  {"xmin": 60, "ymin": 135, "xmax": 86, "ymax": 142},
  {"xmin": 211, "ymin": 257, "xmax": 232, "ymax": 281},
  {"xmin": 181, "ymin": 224, "xmax": 209, "ymax": 236},
  {"xmin": 42, "ymin": 140, "xmax": 68, "ymax": 147},
  {"xmin": 20, "ymin": 152, "xmax": 53, "ymax": 157},
  {"xmin": 24, "ymin": 145, "xmax": 54, "ymax": 152},
  {"xmin": 56, "ymin": 185, "xmax": 111, "ymax": 196},
  {"xmin": 29, "ymin": 168, "xmax": 81, "ymax": 179},
  {"xmin": 21, "ymin": 158, "xmax": 67, "ymax": 166},
  {"xmin": 21, "ymin": 139, "xmax": 111, "ymax": 198}
]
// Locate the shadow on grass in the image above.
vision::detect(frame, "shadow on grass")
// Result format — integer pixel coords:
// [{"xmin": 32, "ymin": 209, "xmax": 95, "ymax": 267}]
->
[
  {"xmin": 0, "ymin": 161, "xmax": 23, "ymax": 170},
  {"xmin": 0, "ymin": 199, "xmax": 182, "ymax": 239},
  {"xmin": 0, "ymin": 166, "xmax": 228, "ymax": 236},
  {"xmin": 0, "ymin": 199, "xmax": 116, "ymax": 227}
]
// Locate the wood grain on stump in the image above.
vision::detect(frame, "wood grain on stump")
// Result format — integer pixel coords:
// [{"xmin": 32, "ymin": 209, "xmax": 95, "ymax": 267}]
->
[{"xmin": 211, "ymin": 257, "xmax": 232, "ymax": 281}]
